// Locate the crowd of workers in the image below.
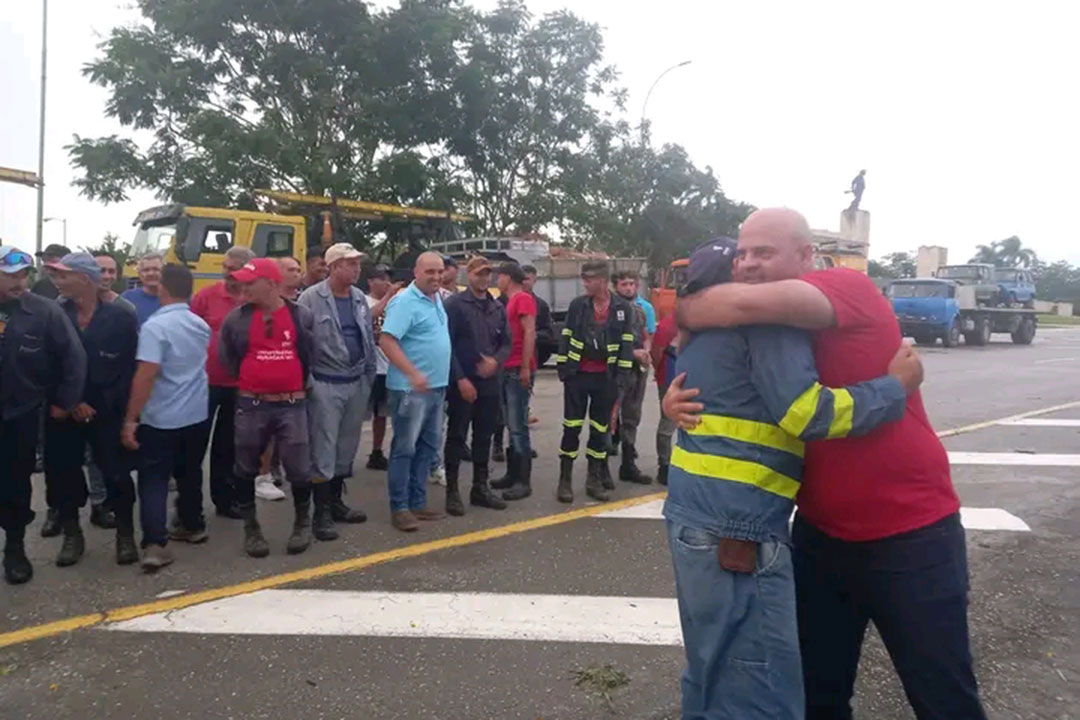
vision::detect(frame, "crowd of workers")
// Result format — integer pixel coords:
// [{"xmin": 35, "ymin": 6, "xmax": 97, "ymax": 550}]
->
[
  {"xmin": 0, "ymin": 238, "xmax": 664, "ymax": 577},
  {"xmin": 0, "ymin": 204, "xmax": 990, "ymax": 719}
]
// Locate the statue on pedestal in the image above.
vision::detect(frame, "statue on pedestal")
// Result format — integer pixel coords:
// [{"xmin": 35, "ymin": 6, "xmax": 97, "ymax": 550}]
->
[{"xmin": 845, "ymin": 169, "xmax": 866, "ymax": 211}]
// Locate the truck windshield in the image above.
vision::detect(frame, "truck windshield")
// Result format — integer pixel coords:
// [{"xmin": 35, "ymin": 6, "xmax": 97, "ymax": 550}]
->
[
  {"xmin": 996, "ymin": 270, "xmax": 1019, "ymax": 282},
  {"xmin": 131, "ymin": 224, "xmax": 176, "ymax": 257},
  {"xmin": 936, "ymin": 266, "xmax": 979, "ymax": 280},
  {"xmin": 891, "ymin": 283, "xmax": 949, "ymax": 298}
]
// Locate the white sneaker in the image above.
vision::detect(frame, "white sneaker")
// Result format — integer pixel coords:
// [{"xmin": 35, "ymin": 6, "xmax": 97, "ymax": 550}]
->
[
  {"xmin": 255, "ymin": 474, "xmax": 286, "ymax": 501},
  {"xmin": 429, "ymin": 466, "xmax": 447, "ymax": 486}
]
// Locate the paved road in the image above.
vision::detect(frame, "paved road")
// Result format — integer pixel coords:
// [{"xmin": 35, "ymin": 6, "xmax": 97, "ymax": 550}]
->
[{"xmin": 2, "ymin": 328, "xmax": 1079, "ymax": 719}]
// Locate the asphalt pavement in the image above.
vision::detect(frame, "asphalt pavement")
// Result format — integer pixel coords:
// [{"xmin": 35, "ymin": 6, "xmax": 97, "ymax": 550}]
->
[{"xmin": 2, "ymin": 328, "xmax": 1079, "ymax": 719}]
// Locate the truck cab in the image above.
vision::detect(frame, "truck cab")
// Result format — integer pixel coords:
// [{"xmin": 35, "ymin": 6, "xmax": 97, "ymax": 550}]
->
[
  {"xmin": 993, "ymin": 267, "xmax": 1036, "ymax": 307},
  {"xmin": 889, "ymin": 279, "xmax": 962, "ymax": 347},
  {"xmin": 933, "ymin": 263, "xmax": 1000, "ymax": 306}
]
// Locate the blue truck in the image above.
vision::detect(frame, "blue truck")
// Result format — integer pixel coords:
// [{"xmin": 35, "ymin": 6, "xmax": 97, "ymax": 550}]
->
[{"xmin": 889, "ymin": 278, "xmax": 1037, "ymax": 347}]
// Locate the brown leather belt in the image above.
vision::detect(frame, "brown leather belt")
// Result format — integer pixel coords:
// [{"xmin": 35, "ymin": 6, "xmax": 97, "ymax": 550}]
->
[{"xmin": 238, "ymin": 391, "xmax": 306, "ymax": 403}]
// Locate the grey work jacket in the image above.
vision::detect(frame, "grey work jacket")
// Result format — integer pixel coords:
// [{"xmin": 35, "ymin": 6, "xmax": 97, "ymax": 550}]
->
[{"xmin": 297, "ymin": 280, "xmax": 377, "ymax": 381}]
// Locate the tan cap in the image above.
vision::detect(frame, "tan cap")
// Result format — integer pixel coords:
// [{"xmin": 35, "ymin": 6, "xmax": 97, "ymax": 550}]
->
[
  {"xmin": 325, "ymin": 242, "xmax": 364, "ymax": 266},
  {"xmin": 466, "ymin": 256, "xmax": 493, "ymax": 273}
]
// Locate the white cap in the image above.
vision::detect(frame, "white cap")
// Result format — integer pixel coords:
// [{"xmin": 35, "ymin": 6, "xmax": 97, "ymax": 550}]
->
[{"xmin": 324, "ymin": 242, "xmax": 364, "ymax": 266}]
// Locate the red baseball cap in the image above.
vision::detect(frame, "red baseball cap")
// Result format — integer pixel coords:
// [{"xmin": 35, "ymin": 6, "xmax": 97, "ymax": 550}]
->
[{"xmin": 230, "ymin": 258, "xmax": 283, "ymax": 283}]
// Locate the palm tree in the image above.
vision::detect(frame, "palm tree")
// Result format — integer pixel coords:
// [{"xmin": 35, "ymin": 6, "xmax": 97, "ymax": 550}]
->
[{"xmin": 969, "ymin": 236, "xmax": 1036, "ymax": 268}]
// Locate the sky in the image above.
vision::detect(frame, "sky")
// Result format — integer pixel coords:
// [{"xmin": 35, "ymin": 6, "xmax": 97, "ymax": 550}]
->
[{"xmin": 2, "ymin": 1, "xmax": 1079, "ymax": 266}]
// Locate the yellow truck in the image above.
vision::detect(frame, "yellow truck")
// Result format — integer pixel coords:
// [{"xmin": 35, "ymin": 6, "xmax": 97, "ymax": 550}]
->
[{"xmin": 124, "ymin": 190, "xmax": 471, "ymax": 292}]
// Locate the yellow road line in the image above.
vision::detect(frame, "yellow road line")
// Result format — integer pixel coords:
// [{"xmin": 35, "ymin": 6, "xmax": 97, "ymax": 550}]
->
[
  {"xmin": 936, "ymin": 399, "xmax": 1080, "ymax": 438},
  {"xmin": 0, "ymin": 491, "xmax": 667, "ymax": 650}
]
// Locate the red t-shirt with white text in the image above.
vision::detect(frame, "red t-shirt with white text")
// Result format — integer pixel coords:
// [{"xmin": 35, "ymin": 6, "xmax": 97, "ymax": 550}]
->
[
  {"xmin": 238, "ymin": 305, "xmax": 304, "ymax": 394},
  {"xmin": 797, "ymin": 269, "xmax": 959, "ymax": 541},
  {"xmin": 505, "ymin": 291, "xmax": 538, "ymax": 371}
]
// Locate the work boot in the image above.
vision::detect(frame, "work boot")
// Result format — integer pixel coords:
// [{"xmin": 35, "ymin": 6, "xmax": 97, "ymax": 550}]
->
[
  {"xmin": 445, "ymin": 465, "xmax": 465, "ymax": 517},
  {"xmin": 414, "ymin": 508, "xmax": 445, "ymax": 522},
  {"xmin": 392, "ymin": 510, "xmax": 419, "ymax": 532},
  {"xmin": 56, "ymin": 516, "xmax": 86, "ymax": 567},
  {"xmin": 240, "ymin": 504, "xmax": 270, "ymax": 558},
  {"xmin": 366, "ymin": 449, "xmax": 389, "ymax": 470},
  {"xmin": 114, "ymin": 504, "xmax": 138, "ymax": 565},
  {"xmin": 502, "ymin": 451, "xmax": 532, "ymax": 502},
  {"xmin": 586, "ymin": 458, "xmax": 611, "ymax": 502},
  {"xmin": 492, "ymin": 442, "xmax": 506, "ymax": 463},
  {"xmin": 330, "ymin": 476, "xmax": 367, "ymax": 523},
  {"xmin": 556, "ymin": 457, "xmax": 575, "ymax": 504},
  {"xmin": 657, "ymin": 464, "xmax": 669, "ymax": 487},
  {"xmin": 470, "ymin": 477, "xmax": 508, "ymax": 510},
  {"xmin": 287, "ymin": 499, "xmax": 313, "ymax": 555},
  {"xmin": 619, "ymin": 444, "xmax": 653, "ymax": 485},
  {"xmin": 490, "ymin": 447, "xmax": 517, "ymax": 490},
  {"xmin": 312, "ymin": 482, "xmax": 339, "ymax": 541},
  {"xmin": 90, "ymin": 503, "xmax": 117, "ymax": 529},
  {"xmin": 40, "ymin": 508, "xmax": 61, "ymax": 538},
  {"xmin": 600, "ymin": 457, "xmax": 616, "ymax": 491},
  {"xmin": 215, "ymin": 502, "xmax": 243, "ymax": 520},
  {"xmin": 140, "ymin": 545, "xmax": 174, "ymax": 573},
  {"xmin": 3, "ymin": 535, "xmax": 33, "ymax": 585}
]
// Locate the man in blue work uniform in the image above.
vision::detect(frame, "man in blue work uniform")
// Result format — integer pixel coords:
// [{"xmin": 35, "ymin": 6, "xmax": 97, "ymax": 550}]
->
[{"xmin": 662, "ymin": 238, "xmax": 924, "ymax": 720}]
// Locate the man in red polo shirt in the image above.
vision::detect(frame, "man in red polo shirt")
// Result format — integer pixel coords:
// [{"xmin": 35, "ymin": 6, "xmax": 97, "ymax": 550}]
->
[
  {"xmin": 667, "ymin": 208, "xmax": 986, "ymax": 720},
  {"xmin": 218, "ymin": 259, "xmax": 318, "ymax": 558},
  {"xmin": 190, "ymin": 246, "xmax": 254, "ymax": 518}
]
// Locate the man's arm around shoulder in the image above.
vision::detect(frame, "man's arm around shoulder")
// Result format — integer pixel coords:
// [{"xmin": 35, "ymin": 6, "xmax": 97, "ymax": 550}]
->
[{"xmin": 677, "ymin": 279, "xmax": 835, "ymax": 331}]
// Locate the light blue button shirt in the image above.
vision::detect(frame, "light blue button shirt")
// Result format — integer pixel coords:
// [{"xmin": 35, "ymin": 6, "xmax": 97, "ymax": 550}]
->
[
  {"xmin": 382, "ymin": 282, "xmax": 451, "ymax": 391},
  {"xmin": 137, "ymin": 303, "xmax": 210, "ymax": 429}
]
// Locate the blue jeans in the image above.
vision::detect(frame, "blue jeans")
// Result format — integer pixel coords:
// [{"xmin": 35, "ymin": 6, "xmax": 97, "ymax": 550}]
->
[
  {"xmin": 793, "ymin": 512, "xmax": 985, "ymax": 720},
  {"xmin": 501, "ymin": 371, "xmax": 532, "ymax": 457},
  {"xmin": 667, "ymin": 521, "xmax": 803, "ymax": 720},
  {"xmin": 388, "ymin": 388, "xmax": 446, "ymax": 512},
  {"xmin": 137, "ymin": 421, "xmax": 210, "ymax": 548}
]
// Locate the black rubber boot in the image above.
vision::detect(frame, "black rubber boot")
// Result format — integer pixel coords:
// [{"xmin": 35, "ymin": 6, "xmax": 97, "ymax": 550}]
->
[
  {"xmin": 492, "ymin": 439, "xmax": 506, "ymax": 463},
  {"xmin": 114, "ymin": 504, "xmax": 138, "ymax": 566},
  {"xmin": 470, "ymin": 463, "xmax": 507, "ymax": 510},
  {"xmin": 445, "ymin": 464, "xmax": 465, "ymax": 517},
  {"xmin": 239, "ymin": 503, "xmax": 270, "ymax": 558},
  {"xmin": 90, "ymin": 503, "xmax": 117, "ymax": 529},
  {"xmin": 330, "ymin": 476, "xmax": 367, "ymax": 523},
  {"xmin": 600, "ymin": 457, "xmax": 616, "ymax": 491},
  {"xmin": 556, "ymin": 457, "xmax": 575, "ymax": 504},
  {"xmin": 287, "ymin": 499, "xmax": 312, "ymax": 555},
  {"xmin": 586, "ymin": 458, "xmax": 612, "ymax": 502},
  {"xmin": 40, "ymin": 508, "xmax": 61, "ymax": 538},
  {"xmin": 3, "ymin": 531, "xmax": 33, "ymax": 585},
  {"xmin": 490, "ymin": 447, "xmax": 517, "ymax": 490},
  {"xmin": 56, "ymin": 516, "xmax": 86, "ymax": 567},
  {"xmin": 366, "ymin": 449, "xmax": 389, "ymax": 470},
  {"xmin": 502, "ymin": 451, "xmax": 532, "ymax": 501},
  {"xmin": 312, "ymin": 482, "xmax": 339, "ymax": 541},
  {"xmin": 619, "ymin": 444, "xmax": 653, "ymax": 484},
  {"xmin": 657, "ymin": 464, "xmax": 669, "ymax": 487}
]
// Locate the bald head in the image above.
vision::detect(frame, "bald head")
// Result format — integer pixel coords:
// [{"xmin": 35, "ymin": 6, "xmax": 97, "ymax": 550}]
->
[
  {"xmin": 734, "ymin": 207, "xmax": 814, "ymax": 284},
  {"xmin": 414, "ymin": 251, "xmax": 445, "ymax": 296}
]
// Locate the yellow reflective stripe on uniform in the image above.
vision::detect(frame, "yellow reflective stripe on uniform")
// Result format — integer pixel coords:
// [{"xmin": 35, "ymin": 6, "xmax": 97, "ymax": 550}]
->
[
  {"xmin": 561, "ymin": 327, "xmax": 572, "ymax": 336},
  {"xmin": 554, "ymin": 355, "xmax": 567, "ymax": 364},
  {"xmin": 779, "ymin": 383, "xmax": 823, "ymax": 438},
  {"xmin": 563, "ymin": 418, "xmax": 584, "ymax": 428},
  {"xmin": 828, "ymin": 388, "xmax": 854, "ymax": 439},
  {"xmin": 559, "ymin": 449, "xmax": 579, "ymax": 458},
  {"xmin": 569, "ymin": 338, "xmax": 585, "ymax": 349},
  {"xmin": 567, "ymin": 351, "xmax": 582, "ymax": 362},
  {"xmin": 607, "ymin": 356, "xmax": 617, "ymax": 364},
  {"xmin": 606, "ymin": 344, "xmax": 619, "ymax": 352},
  {"xmin": 585, "ymin": 447, "xmax": 607, "ymax": 459},
  {"xmin": 589, "ymin": 418, "xmax": 608, "ymax": 432},
  {"xmin": 617, "ymin": 360, "xmax": 633, "ymax": 368},
  {"xmin": 670, "ymin": 445, "xmax": 800, "ymax": 499},
  {"xmin": 687, "ymin": 414, "xmax": 805, "ymax": 457},
  {"xmin": 621, "ymin": 333, "xmax": 634, "ymax": 342}
]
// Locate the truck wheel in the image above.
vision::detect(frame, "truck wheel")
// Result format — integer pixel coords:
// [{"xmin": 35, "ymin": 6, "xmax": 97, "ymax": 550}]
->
[
  {"xmin": 1011, "ymin": 317, "xmax": 1036, "ymax": 345},
  {"xmin": 943, "ymin": 321, "xmax": 961, "ymax": 348},
  {"xmin": 965, "ymin": 317, "xmax": 991, "ymax": 346}
]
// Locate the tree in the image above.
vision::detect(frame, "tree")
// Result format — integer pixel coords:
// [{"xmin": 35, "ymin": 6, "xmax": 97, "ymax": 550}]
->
[
  {"xmin": 970, "ymin": 235, "xmax": 1037, "ymax": 268},
  {"xmin": 81, "ymin": 232, "xmax": 132, "ymax": 291},
  {"xmin": 1031, "ymin": 259, "xmax": 1080, "ymax": 304},
  {"xmin": 868, "ymin": 251, "xmax": 916, "ymax": 279}
]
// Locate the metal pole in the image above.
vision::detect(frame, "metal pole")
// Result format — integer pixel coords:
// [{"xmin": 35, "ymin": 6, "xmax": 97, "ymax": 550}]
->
[
  {"xmin": 35, "ymin": 0, "xmax": 48, "ymax": 256},
  {"xmin": 640, "ymin": 60, "xmax": 691, "ymax": 144},
  {"xmin": 62, "ymin": 217, "xmax": 67, "ymax": 246}
]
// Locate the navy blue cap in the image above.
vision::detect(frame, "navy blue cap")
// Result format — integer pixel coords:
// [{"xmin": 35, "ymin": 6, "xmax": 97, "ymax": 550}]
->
[{"xmin": 681, "ymin": 237, "xmax": 737, "ymax": 296}]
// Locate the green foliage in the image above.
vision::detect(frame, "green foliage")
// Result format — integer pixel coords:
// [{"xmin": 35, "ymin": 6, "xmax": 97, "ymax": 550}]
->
[
  {"xmin": 80, "ymin": 232, "xmax": 131, "ymax": 292},
  {"xmin": 69, "ymin": 0, "xmax": 748, "ymax": 259},
  {"xmin": 1031, "ymin": 259, "xmax": 1080, "ymax": 305},
  {"xmin": 970, "ymin": 235, "xmax": 1036, "ymax": 268},
  {"xmin": 868, "ymin": 251, "xmax": 916, "ymax": 279}
]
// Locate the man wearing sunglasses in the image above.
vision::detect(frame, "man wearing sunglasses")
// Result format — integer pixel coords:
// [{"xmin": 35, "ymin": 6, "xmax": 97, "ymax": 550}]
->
[
  {"xmin": 218, "ymin": 258, "xmax": 318, "ymax": 558},
  {"xmin": 0, "ymin": 246, "xmax": 86, "ymax": 584}
]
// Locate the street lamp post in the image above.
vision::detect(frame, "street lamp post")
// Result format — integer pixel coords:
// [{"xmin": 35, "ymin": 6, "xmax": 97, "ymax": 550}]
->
[
  {"xmin": 35, "ymin": 0, "xmax": 48, "ymax": 256},
  {"xmin": 640, "ymin": 60, "xmax": 692, "ymax": 143},
  {"xmin": 44, "ymin": 217, "xmax": 66, "ymax": 246}
]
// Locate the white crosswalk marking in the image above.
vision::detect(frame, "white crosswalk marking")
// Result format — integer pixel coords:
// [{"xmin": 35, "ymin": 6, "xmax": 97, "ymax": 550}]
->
[
  {"xmin": 997, "ymin": 418, "xmax": 1080, "ymax": 427},
  {"xmin": 106, "ymin": 590, "xmax": 684, "ymax": 645},
  {"xmin": 947, "ymin": 452, "xmax": 1080, "ymax": 466}
]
